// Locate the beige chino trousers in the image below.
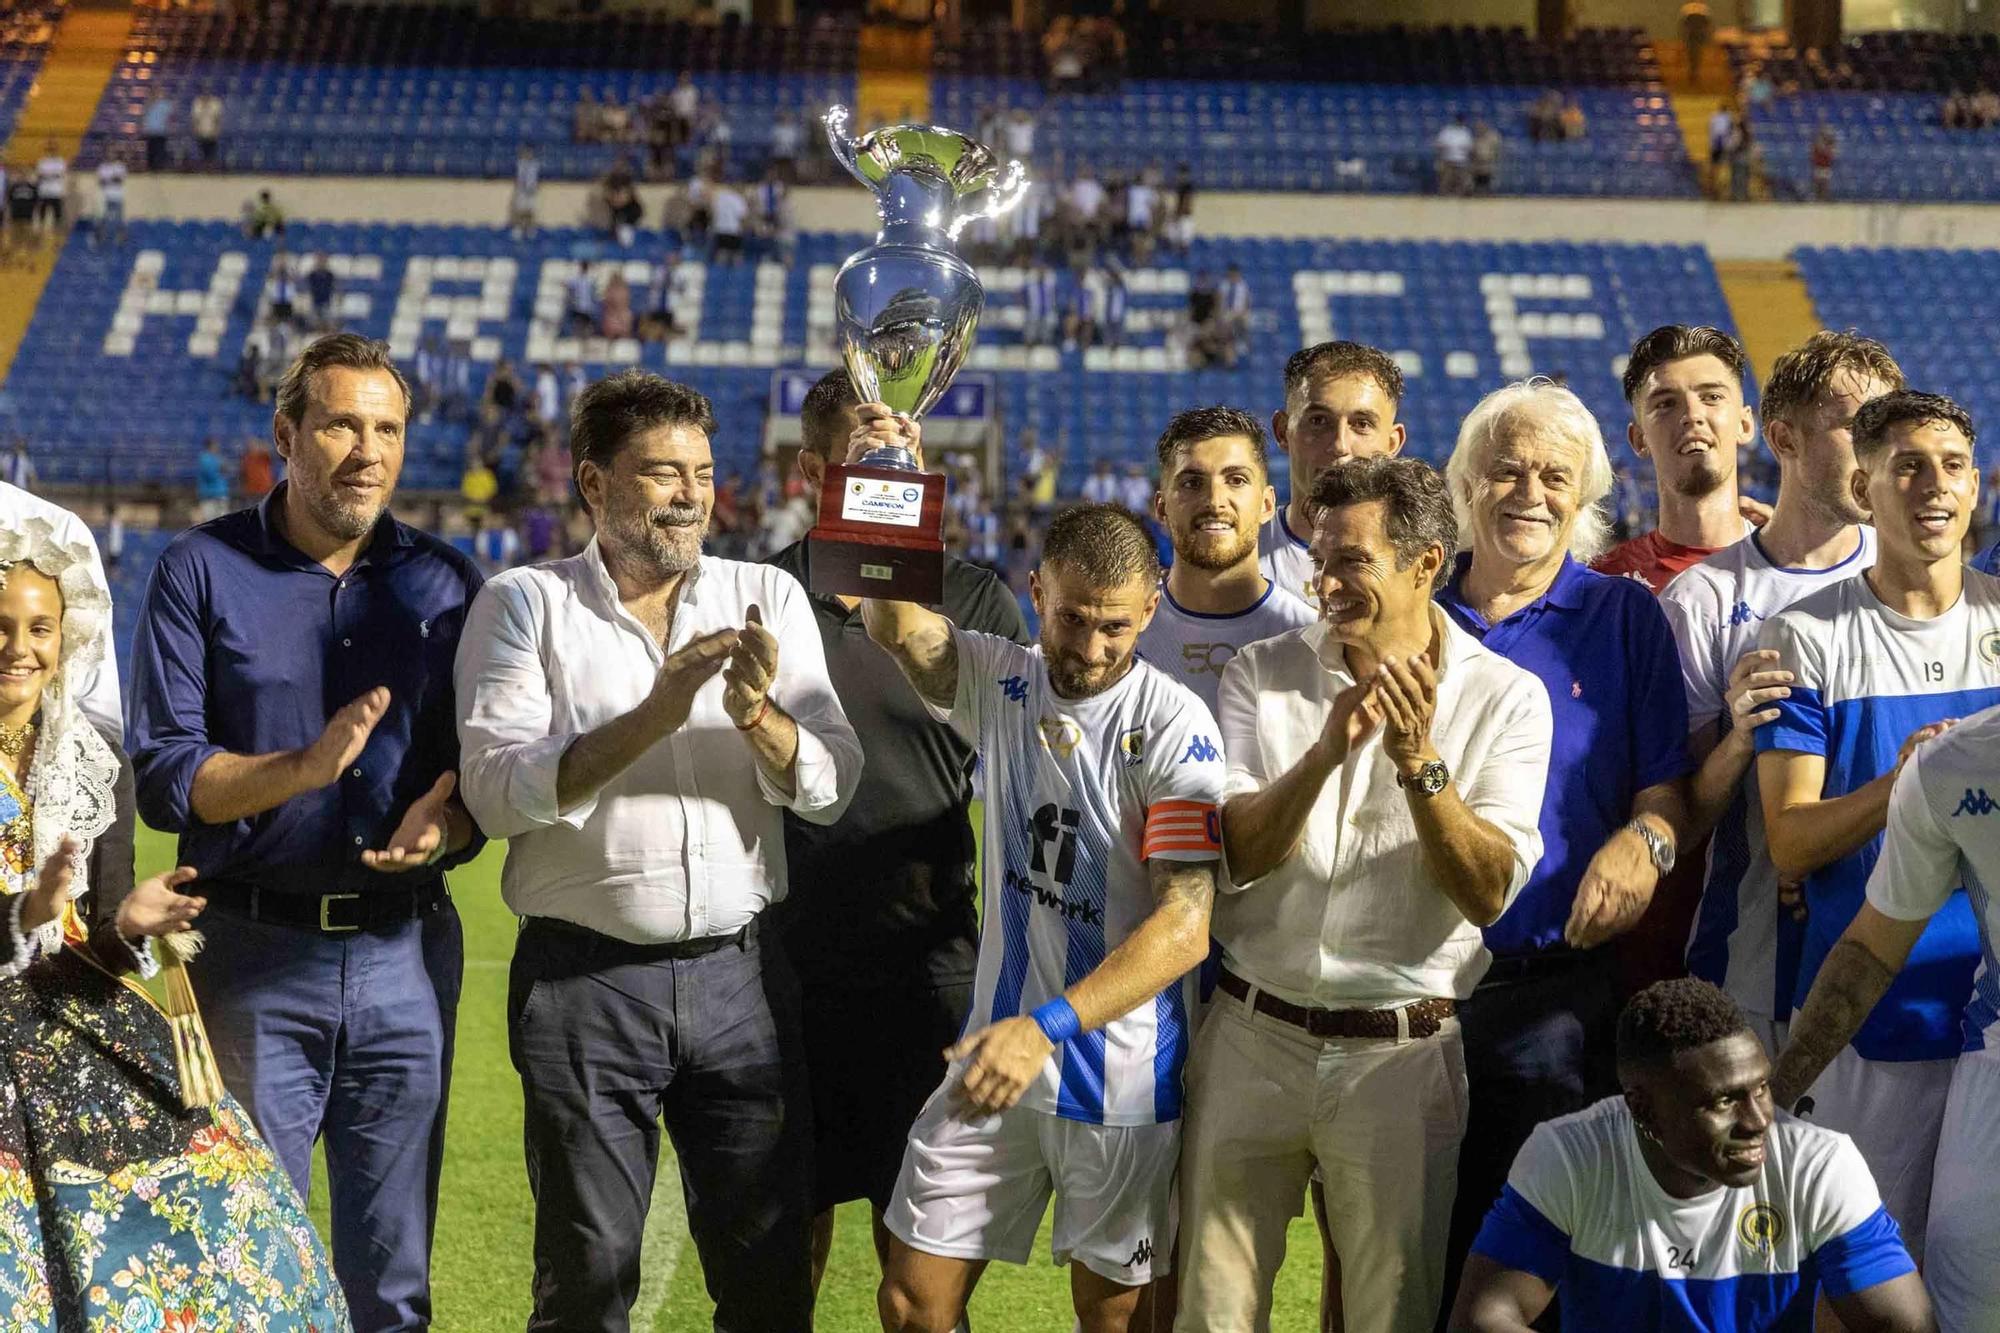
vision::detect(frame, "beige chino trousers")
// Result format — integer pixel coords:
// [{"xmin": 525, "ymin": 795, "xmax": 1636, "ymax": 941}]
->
[{"xmin": 1175, "ymin": 988, "xmax": 1469, "ymax": 1333}]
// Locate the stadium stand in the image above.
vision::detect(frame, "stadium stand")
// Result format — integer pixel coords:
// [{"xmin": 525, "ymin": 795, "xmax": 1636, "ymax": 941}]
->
[
  {"xmin": 0, "ymin": 1, "xmax": 62, "ymax": 148},
  {"xmin": 5, "ymin": 220, "xmax": 1734, "ymax": 493}
]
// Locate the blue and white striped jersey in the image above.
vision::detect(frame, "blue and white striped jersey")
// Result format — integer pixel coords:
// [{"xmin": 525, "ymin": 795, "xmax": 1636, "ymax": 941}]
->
[
  {"xmin": 1869, "ymin": 703, "xmax": 2000, "ymax": 1059},
  {"xmin": 1473, "ymin": 1097, "xmax": 1915, "ymax": 1331},
  {"xmin": 934, "ymin": 629, "xmax": 1226, "ymax": 1126},
  {"xmin": 1756, "ymin": 569, "xmax": 2000, "ymax": 1060},
  {"xmin": 1660, "ymin": 529, "xmax": 1876, "ymax": 1023}
]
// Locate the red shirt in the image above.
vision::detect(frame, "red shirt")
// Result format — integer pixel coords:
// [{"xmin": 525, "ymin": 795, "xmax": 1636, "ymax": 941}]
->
[{"xmin": 1590, "ymin": 529, "xmax": 1726, "ymax": 594}]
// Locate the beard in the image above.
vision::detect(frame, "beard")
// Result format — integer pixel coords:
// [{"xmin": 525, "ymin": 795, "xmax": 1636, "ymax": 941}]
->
[
  {"xmin": 1042, "ymin": 642, "xmax": 1128, "ymax": 700},
  {"xmin": 301, "ymin": 476, "xmax": 386, "ymax": 542},
  {"xmin": 1669, "ymin": 453, "xmax": 1731, "ymax": 500},
  {"xmin": 1803, "ymin": 464, "xmax": 1868, "ymax": 524},
  {"xmin": 1172, "ymin": 520, "xmax": 1257, "ymax": 572},
  {"xmin": 608, "ymin": 501, "xmax": 709, "ymax": 578}
]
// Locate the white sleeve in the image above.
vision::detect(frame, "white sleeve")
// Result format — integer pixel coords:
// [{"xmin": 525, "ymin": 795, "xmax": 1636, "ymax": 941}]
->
[
  {"xmin": 453, "ymin": 577, "xmax": 586, "ymax": 839},
  {"xmin": 1802, "ymin": 1129, "xmax": 1888, "ymax": 1245},
  {"xmin": 1139, "ymin": 692, "xmax": 1225, "ymax": 864},
  {"xmin": 1660, "ymin": 582, "xmax": 1725, "ymax": 734},
  {"xmin": 1215, "ymin": 651, "xmax": 1266, "ymax": 803},
  {"xmin": 921, "ymin": 625, "xmax": 1022, "ymax": 745},
  {"xmin": 1460, "ymin": 673, "xmax": 1554, "ymax": 913},
  {"xmin": 1866, "ymin": 749, "xmax": 1962, "ymax": 923},
  {"xmin": 759, "ymin": 570, "xmax": 861, "ymax": 826},
  {"xmin": 1503, "ymin": 1120, "xmax": 1579, "ymax": 1236}
]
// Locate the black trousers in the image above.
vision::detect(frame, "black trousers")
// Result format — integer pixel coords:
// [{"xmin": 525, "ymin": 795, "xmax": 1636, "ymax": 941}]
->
[
  {"xmin": 1435, "ymin": 948, "xmax": 1621, "ymax": 1332},
  {"xmin": 509, "ymin": 915, "xmax": 814, "ymax": 1333}
]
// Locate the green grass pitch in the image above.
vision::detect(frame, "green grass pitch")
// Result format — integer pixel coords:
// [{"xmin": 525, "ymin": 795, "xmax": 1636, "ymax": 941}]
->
[{"xmin": 133, "ymin": 825, "xmax": 1328, "ymax": 1330}]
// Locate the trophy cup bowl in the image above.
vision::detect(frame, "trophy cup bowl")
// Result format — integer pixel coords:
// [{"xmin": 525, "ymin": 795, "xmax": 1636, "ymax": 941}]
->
[{"xmin": 807, "ymin": 106, "xmax": 1027, "ymax": 603}]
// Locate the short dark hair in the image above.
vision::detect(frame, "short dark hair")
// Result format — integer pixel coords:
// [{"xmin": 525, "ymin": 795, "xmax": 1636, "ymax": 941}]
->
[
  {"xmin": 798, "ymin": 370, "xmax": 860, "ymax": 459},
  {"xmin": 1617, "ymin": 978, "xmax": 1751, "ymax": 1072},
  {"xmin": 275, "ymin": 332, "xmax": 412, "ymax": 425},
  {"xmin": 1040, "ymin": 503, "xmax": 1161, "ymax": 589},
  {"xmin": 570, "ymin": 371, "xmax": 718, "ymax": 472},
  {"xmin": 1852, "ymin": 389, "xmax": 1978, "ymax": 459},
  {"xmin": 1283, "ymin": 341, "xmax": 1405, "ymax": 406},
  {"xmin": 1307, "ymin": 455, "xmax": 1456, "ymax": 591},
  {"xmin": 1154, "ymin": 405, "xmax": 1269, "ymax": 477},
  {"xmin": 1620, "ymin": 325, "xmax": 1749, "ymax": 405},
  {"xmin": 1761, "ymin": 330, "xmax": 1904, "ymax": 428}
]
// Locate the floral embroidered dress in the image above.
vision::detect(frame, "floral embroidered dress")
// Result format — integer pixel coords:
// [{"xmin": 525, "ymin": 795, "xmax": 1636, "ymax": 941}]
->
[{"xmin": 0, "ymin": 516, "xmax": 349, "ymax": 1333}]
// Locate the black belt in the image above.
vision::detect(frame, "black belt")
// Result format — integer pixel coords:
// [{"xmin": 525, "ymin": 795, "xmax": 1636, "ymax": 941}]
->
[
  {"xmin": 202, "ymin": 880, "xmax": 449, "ymax": 934},
  {"xmin": 519, "ymin": 913, "xmax": 756, "ymax": 962},
  {"xmin": 1217, "ymin": 966, "xmax": 1455, "ymax": 1040}
]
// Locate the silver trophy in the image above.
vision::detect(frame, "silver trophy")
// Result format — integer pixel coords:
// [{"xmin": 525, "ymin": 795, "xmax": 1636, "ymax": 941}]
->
[{"xmin": 823, "ymin": 105, "xmax": 1028, "ymax": 453}]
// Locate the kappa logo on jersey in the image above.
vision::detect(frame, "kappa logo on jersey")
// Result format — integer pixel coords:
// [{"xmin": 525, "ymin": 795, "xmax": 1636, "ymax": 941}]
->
[
  {"xmin": 1180, "ymin": 735, "xmax": 1221, "ymax": 765},
  {"xmin": 1119, "ymin": 727, "xmax": 1145, "ymax": 767},
  {"xmin": 1181, "ymin": 642, "xmax": 1237, "ymax": 677},
  {"xmin": 1737, "ymin": 1203, "xmax": 1785, "ymax": 1256},
  {"xmin": 998, "ymin": 675, "xmax": 1029, "ymax": 705},
  {"xmin": 1953, "ymin": 787, "xmax": 2000, "ymax": 817},
  {"xmin": 1039, "ymin": 718, "xmax": 1084, "ymax": 758},
  {"xmin": 1729, "ymin": 600, "xmax": 1767, "ymax": 628}
]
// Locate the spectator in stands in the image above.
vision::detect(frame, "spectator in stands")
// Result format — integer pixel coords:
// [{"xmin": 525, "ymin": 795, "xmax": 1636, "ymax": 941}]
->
[
  {"xmin": 1221, "ymin": 263, "xmax": 1252, "ymax": 358},
  {"xmin": 1008, "ymin": 170, "xmax": 1048, "ymax": 262},
  {"xmin": 1065, "ymin": 264, "xmax": 1106, "ymax": 350},
  {"xmin": 598, "ymin": 95, "xmax": 631, "ymax": 145},
  {"xmin": 756, "ymin": 168, "xmax": 795, "ymax": 266},
  {"xmin": 711, "ymin": 181, "xmax": 749, "ymax": 265},
  {"xmin": 1528, "ymin": 91, "xmax": 1564, "ymax": 143},
  {"xmin": 510, "ymin": 146, "xmax": 539, "ymax": 240},
  {"xmin": 1942, "ymin": 90, "xmax": 1972, "ymax": 131},
  {"xmin": 667, "ymin": 73, "xmax": 701, "ymax": 150},
  {"xmin": 194, "ymin": 439, "xmax": 230, "ymax": 522},
  {"xmin": 94, "ymin": 156, "xmax": 126, "ymax": 248},
  {"xmin": 573, "ymin": 88, "xmax": 603, "ymax": 144},
  {"xmin": 142, "ymin": 93, "xmax": 175, "ymax": 172},
  {"xmin": 1726, "ymin": 111, "xmax": 1754, "ymax": 202},
  {"xmin": 484, "ymin": 357, "xmax": 524, "ymax": 423},
  {"xmin": 1080, "ymin": 458, "xmax": 1117, "ymax": 506},
  {"xmin": 1707, "ymin": 102, "xmax": 1734, "ymax": 198},
  {"xmin": 599, "ymin": 159, "xmax": 642, "ymax": 248},
  {"xmin": 1065, "ymin": 167, "xmax": 1106, "ymax": 256},
  {"xmin": 532, "ymin": 363, "xmax": 562, "ymax": 428},
  {"xmin": 1435, "ymin": 116, "xmax": 1474, "ymax": 196},
  {"xmin": 768, "ymin": 108, "xmax": 804, "ymax": 183},
  {"xmin": 1, "ymin": 163, "xmax": 33, "ymax": 260},
  {"xmin": 305, "ymin": 253, "xmax": 336, "ymax": 330},
  {"xmin": 564, "ymin": 262, "xmax": 600, "ymax": 338},
  {"xmin": 239, "ymin": 438, "xmax": 275, "ymax": 500},
  {"xmin": 460, "ymin": 452, "xmax": 498, "ymax": 525},
  {"xmin": 1003, "ymin": 106, "xmax": 1035, "ymax": 163},
  {"xmin": 1812, "ymin": 127, "xmax": 1839, "ymax": 201},
  {"xmin": 1975, "ymin": 87, "xmax": 2000, "ymax": 127},
  {"xmin": 682, "ymin": 168, "xmax": 715, "ymax": 250},
  {"xmin": 243, "ymin": 189, "xmax": 285, "ymax": 240},
  {"xmin": 600, "ymin": 272, "xmax": 634, "ymax": 340},
  {"xmin": 1471, "ymin": 121, "xmax": 1502, "ymax": 195},
  {"xmin": 1022, "ymin": 258, "xmax": 1059, "ymax": 347},
  {"xmin": 265, "ymin": 257, "xmax": 300, "ymax": 330},
  {"xmin": 191, "ymin": 90, "xmax": 224, "ymax": 170},
  {"xmin": 1559, "ymin": 99, "xmax": 1587, "ymax": 141},
  {"xmin": 4, "ymin": 439, "xmax": 34, "ymax": 491},
  {"xmin": 33, "ymin": 141, "xmax": 65, "ymax": 233},
  {"xmin": 440, "ymin": 338, "xmax": 475, "ymax": 424},
  {"xmin": 1116, "ymin": 461, "xmax": 1151, "ymax": 514},
  {"xmin": 470, "ymin": 508, "xmax": 520, "ymax": 578},
  {"xmin": 641, "ymin": 93, "xmax": 673, "ymax": 180}
]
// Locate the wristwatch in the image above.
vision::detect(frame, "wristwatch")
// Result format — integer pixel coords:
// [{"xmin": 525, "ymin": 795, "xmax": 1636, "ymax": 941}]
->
[
  {"xmin": 1626, "ymin": 817, "xmax": 1676, "ymax": 876},
  {"xmin": 1396, "ymin": 758, "xmax": 1450, "ymax": 797}
]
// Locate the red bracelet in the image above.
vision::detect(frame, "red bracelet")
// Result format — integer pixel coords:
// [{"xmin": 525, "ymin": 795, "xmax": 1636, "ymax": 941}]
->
[{"xmin": 735, "ymin": 698, "xmax": 770, "ymax": 731}]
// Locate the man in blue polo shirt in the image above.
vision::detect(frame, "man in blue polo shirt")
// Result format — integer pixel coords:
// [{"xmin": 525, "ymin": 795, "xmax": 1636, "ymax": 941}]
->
[
  {"xmin": 1433, "ymin": 380, "xmax": 1696, "ymax": 1324},
  {"xmin": 127, "ymin": 334, "xmax": 484, "ymax": 1331}
]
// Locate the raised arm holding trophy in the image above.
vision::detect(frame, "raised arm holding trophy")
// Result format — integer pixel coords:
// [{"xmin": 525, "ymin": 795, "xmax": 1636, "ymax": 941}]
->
[{"xmin": 807, "ymin": 105, "xmax": 1027, "ymax": 604}]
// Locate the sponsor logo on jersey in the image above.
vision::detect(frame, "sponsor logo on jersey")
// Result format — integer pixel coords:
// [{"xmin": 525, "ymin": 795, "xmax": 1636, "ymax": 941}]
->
[
  {"xmin": 1180, "ymin": 735, "xmax": 1220, "ymax": 765},
  {"xmin": 1736, "ymin": 1203, "xmax": 1784, "ymax": 1256},
  {"xmin": 1002, "ymin": 866, "xmax": 1104, "ymax": 924},
  {"xmin": 1953, "ymin": 787, "xmax": 1999, "ymax": 817},
  {"xmin": 1039, "ymin": 718, "xmax": 1084, "ymax": 759},
  {"xmin": 1120, "ymin": 727, "xmax": 1145, "ymax": 767}
]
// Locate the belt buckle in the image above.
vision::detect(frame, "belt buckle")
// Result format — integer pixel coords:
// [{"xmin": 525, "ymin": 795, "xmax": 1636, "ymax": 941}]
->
[{"xmin": 319, "ymin": 893, "xmax": 361, "ymax": 933}]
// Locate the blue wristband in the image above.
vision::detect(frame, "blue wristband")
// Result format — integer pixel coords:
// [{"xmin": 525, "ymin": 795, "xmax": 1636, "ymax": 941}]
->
[{"xmin": 1030, "ymin": 997, "xmax": 1082, "ymax": 1045}]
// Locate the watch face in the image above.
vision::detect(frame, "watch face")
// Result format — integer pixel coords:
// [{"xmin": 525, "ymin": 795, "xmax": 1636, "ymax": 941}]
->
[{"xmin": 1419, "ymin": 762, "xmax": 1448, "ymax": 795}]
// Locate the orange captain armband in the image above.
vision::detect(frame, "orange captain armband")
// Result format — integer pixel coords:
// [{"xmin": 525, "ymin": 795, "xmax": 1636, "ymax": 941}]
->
[{"xmin": 1142, "ymin": 799, "xmax": 1222, "ymax": 859}]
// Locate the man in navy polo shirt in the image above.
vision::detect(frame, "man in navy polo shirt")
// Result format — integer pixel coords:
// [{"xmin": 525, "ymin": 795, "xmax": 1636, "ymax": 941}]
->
[
  {"xmin": 127, "ymin": 333, "xmax": 484, "ymax": 1331},
  {"xmin": 1432, "ymin": 380, "xmax": 1696, "ymax": 1326}
]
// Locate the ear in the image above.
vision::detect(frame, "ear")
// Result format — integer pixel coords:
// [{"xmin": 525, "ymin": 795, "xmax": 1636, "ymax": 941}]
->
[
  {"xmin": 1387, "ymin": 421, "xmax": 1408, "ymax": 456},
  {"xmin": 272, "ymin": 413, "xmax": 294, "ymax": 463},
  {"xmin": 1137, "ymin": 585, "xmax": 1162, "ymax": 633},
  {"xmin": 1849, "ymin": 461, "xmax": 1871, "ymax": 515},
  {"xmin": 1028, "ymin": 568, "xmax": 1046, "ymax": 620},
  {"xmin": 1415, "ymin": 541, "xmax": 1445, "ymax": 591},
  {"xmin": 1152, "ymin": 488, "xmax": 1167, "ymax": 525},
  {"xmin": 1626, "ymin": 418, "xmax": 1649, "ymax": 460},
  {"xmin": 1737, "ymin": 404, "xmax": 1757, "ymax": 446},
  {"xmin": 1270, "ymin": 408, "xmax": 1289, "ymax": 452},
  {"xmin": 1259, "ymin": 482, "xmax": 1277, "ymax": 525},
  {"xmin": 576, "ymin": 459, "xmax": 605, "ymax": 517},
  {"xmin": 1623, "ymin": 1085, "xmax": 1655, "ymax": 1135},
  {"xmin": 1764, "ymin": 417, "xmax": 1797, "ymax": 465},
  {"xmin": 796, "ymin": 448, "xmax": 824, "ymax": 492}
]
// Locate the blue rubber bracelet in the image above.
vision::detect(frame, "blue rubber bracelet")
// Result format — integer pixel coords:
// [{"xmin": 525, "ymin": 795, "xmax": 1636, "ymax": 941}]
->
[{"xmin": 1030, "ymin": 997, "xmax": 1082, "ymax": 1045}]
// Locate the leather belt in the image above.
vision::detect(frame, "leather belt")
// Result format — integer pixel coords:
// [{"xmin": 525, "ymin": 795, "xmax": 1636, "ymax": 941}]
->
[
  {"xmin": 202, "ymin": 880, "xmax": 449, "ymax": 934},
  {"xmin": 521, "ymin": 913, "xmax": 757, "ymax": 962},
  {"xmin": 1217, "ymin": 966, "xmax": 1454, "ymax": 1040}
]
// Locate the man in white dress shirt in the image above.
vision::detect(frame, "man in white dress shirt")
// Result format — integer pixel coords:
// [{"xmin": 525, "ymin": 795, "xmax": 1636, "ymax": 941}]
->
[
  {"xmin": 454, "ymin": 371, "xmax": 861, "ymax": 1333},
  {"xmin": 1178, "ymin": 456, "xmax": 1554, "ymax": 1332}
]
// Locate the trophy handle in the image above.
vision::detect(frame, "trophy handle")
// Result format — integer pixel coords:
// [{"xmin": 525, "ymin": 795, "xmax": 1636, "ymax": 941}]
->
[
  {"xmin": 945, "ymin": 159, "xmax": 1030, "ymax": 242},
  {"xmin": 823, "ymin": 105, "xmax": 870, "ymax": 188}
]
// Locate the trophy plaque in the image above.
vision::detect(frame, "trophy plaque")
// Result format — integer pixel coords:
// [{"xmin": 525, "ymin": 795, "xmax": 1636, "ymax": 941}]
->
[{"xmin": 807, "ymin": 105, "xmax": 1027, "ymax": 603}]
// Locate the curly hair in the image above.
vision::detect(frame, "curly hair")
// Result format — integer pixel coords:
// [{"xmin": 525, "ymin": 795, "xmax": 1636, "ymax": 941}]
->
[
  {"xmin": 1445, "ymin": 378, "xmax": 1616, "ymax": 562},
  {"xmin": 1616, "ymin": 978, "xmax": 1751, "ymax": 1071},
  {"xmin": 1851, "ymin": 389, "xmax": 1978, "ymax": 460},
  {"xmin": 570, "ymin": 371, "xmax": 719, "ymax": 473}
]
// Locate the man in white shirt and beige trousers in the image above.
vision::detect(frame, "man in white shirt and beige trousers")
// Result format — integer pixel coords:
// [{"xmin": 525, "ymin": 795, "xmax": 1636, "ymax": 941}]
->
[
  {"xmin": 455, "ymin": 371, "xmax": 861, "ymax": 1333},
  {"xmin": 1175, "ymin": 457, "xmax": 1554, "ymax": 1333}
]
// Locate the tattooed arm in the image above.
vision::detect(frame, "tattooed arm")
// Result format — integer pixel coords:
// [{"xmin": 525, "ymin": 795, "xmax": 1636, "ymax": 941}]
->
[
  {"xmin": 1770, "ymin": 905, "xmax": 1927, "ymax": 1110},
  {"xmin": 860, "ymin": 598, "xmax": 959, "ymax": 710}
]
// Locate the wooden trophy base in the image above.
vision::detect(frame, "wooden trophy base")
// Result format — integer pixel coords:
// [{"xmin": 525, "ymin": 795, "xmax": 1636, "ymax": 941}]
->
[{"xmin": 807, "ymin": 462, "xmax": 948, "ymax": 604}]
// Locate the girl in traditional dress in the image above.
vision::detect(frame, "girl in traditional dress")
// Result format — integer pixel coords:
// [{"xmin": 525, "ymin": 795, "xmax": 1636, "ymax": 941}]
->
[{"xmin": 0, "ymin": 515, "xmax": 351, "ymax": 1332}]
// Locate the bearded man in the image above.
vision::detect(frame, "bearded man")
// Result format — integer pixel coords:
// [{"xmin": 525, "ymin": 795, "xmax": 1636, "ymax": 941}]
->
[{"xmin": 454, "ymin": 370, "xmax": 861, "ymax": 1332}]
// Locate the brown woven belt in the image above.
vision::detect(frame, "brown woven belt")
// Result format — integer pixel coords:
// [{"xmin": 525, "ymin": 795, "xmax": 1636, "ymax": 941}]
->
[{"xmin": 1217, "ymin": 966, "xmax": 1455, "ymax": 1040}]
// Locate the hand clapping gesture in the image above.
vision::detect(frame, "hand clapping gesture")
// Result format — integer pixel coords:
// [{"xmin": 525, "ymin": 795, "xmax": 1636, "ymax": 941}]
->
[{"xmin": 723, "ymin": 605, "xmax": 780, "ymax": 730}]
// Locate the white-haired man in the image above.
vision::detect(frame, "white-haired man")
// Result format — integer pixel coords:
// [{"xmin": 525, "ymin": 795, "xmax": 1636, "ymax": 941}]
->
[{"xmin": 1431, "ymin": 380, "xmax": 1696, "ymax": 1322}]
